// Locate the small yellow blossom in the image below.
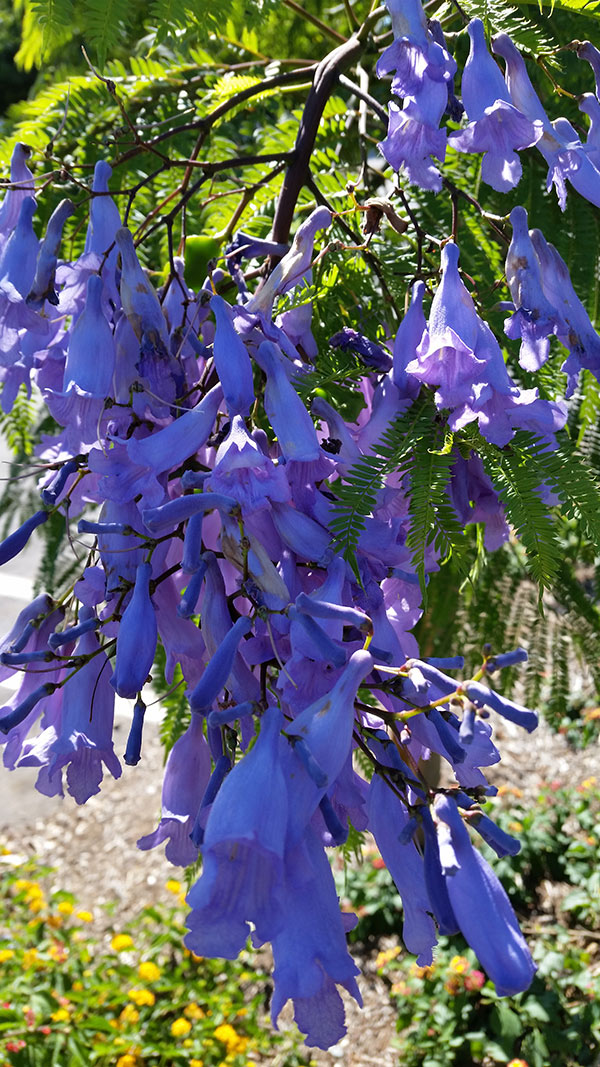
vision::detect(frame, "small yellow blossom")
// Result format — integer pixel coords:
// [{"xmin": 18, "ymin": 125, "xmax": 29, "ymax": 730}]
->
[
  {"xmin": 28, "ymin": 897, "xmax": 46, "ymax": 913},
  {"xmin": 184, "ymin": 1002, "xmax": 204, "ymax": 1020},
  {"xmin": 183, "ymin": 1038, "xmax": 193, "ymax": 1047},
  {"xmin": 129, "ymin": 989, "xmax": 155, "ymax": 1007},
  {"xmin": 165, "ymin": 879, "xmax": 182, "ymax": 894},
  {"xmin": 410, "ymin": 962, "xmax": 436, "ymax": 980},
  {"xmin": 76, "ymin": 910, "xmax": 93, "ymax": 923},
  {"xmin": 47, "ymin": 914, "xmax": 63, "ymax": 929},
  {"xmin": 51, "ymin": 1008, "xmax": 70, "ymax": 1023},
  {"xmin": 508, "ymin": 820, "xmax": 523, "ymax": 833},
  {"xmin": 72, "ymin": 981, "xmax": 83, "ymax": 992},
  {"xmin": 507, "ymin": 1060, "xmax": 529, "ymax": 1067},
  {"xmin": 138, "ymin": 961, "xmax": 161, "ymax": 982},
  {"xmin": 0, "ymin": 949, "xmax": 14, "ymax": 963},
  {"xmin": 116, "ymin": 1056, "xmax": 138, "ymax": 1067},
  {"xmin": 236, "ymin": 1007, "xmax": 248, "ymax": 1017},
  {"xmin": 581, "ymin": 775, "xmax": 598, "ymax": 790},
  {"xmin": 57, "ymin": 901, "xmax": 74, "ymax": 916},
  {"xmin": 375, "ymin": 946, "xmax": 400, "ymax": 969},
  {"xmin": 171, "ymin": 1017, "xmax": 192, "ymax": 1038},
  {"xmin": 190, "ymin": 1060, "xmax": 204, "ymax": 1067},
  {"xmin": 111, "ymin": 934, "xmax": 134, "ymax": 953},
  {"xmin": 48, "ymin": 943, "xmax": 68, "ymax": 963},
  {"xmin": 119, "ymin": 1004, "xmax": 140, "ymax": 1026},
  {"xmin": 22, "ymin": 948, "xmax": 40, "ymax": 969},
  {"xmin": 449, "ymin": 955, "xmax": 470, "ymax": 975},
  {"xmin": 14, "ymin": 879, "xmax": 32, "ymax": 891},
  {"xmin": 214, "ymin": 1023, "xmax": 247, "ymax": 1053}
]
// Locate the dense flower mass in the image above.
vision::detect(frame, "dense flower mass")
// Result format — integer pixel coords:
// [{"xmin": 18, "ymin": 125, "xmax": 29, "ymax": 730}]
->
[{"xmin": 0, "ymin": 0, "xmax": 598, "ymax": 1052}]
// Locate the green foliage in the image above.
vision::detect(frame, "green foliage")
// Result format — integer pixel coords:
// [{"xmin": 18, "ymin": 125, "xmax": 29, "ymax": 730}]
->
[
  {"xmin": 153, "ymin": 643, "xmax": 190, "ymax": 757},
  {"xmin": 0, "ymin": 852, "xmax": 308, "ymax": 1065},
  {"xmin": 0, "ymin": 386, "xmax": 36, "ymax": 457}
]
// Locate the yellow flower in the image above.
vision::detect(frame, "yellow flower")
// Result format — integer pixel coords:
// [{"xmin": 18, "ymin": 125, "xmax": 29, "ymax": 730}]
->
[
  {"xmin": 375, "ymin": 946, "xmax": 400, "ymax": 969},
  {"xmin": 165, "ymin": 879, "xmax": 182, "ymax": 894},
  {"xmin": 57, "ymin": 901, "xmax": 74, "ymax": 916},
  {"xmin": 48, "ymin": 943, "xmax": 68, "ymax": 963},
  {"xmin": 183, "ymin": 1038, "xmax": 193, "ymax": 1047},
  {"xmin": 72, "ymin": 981, "xmax": 83, "ymax": 992},
  {"xmin": 51, "ymin": 1008, "xmax": 70, "ymax": 1023},
  {"xmin": 111, "ymin": 934, "xmax": 134, "ymax": 952},
  {"xmin": 129, "ymin": 989, "xmax": 155, "ymax": 1007},
  {"xmin": 116, "ymin": 1056, "xmax": 138, "ymax": 1067},
  {"xmin": 410, "ymin": 962, "xmax": 436, "ymax": 980},
  {"xmin": 507, "ymin": 1060, "xmax": 529, "ymax": 1067},
  {"xmin": 28, "ymin": 897, "xmax": 46, "ymax": 913},
  {"xmin": 14, "ymin": 878, "xmax": 32, "ymax": 891},
  {"xmin": 190, "ymin": 1060, "xmax": 204, "ymax": 1067},
  {"xmin": 76, "ymin": 910, "xmax": 93, "ymax": 923},
  {"xmin": 47, "ymin": 914, "xmax": 63, "ymax": 929},
  {"xmin": 138, "ymin": 961, "xmax": 161, "ymax": 982},
  {"xmin": 214, "ymin": 1023, "xmax": 247, "ymax": 1053},
  {"xmin": 0, "ymin": 949, "xmax": 14, "ymax": 963},
  {"xmin": 22, "ymin": 948, "xmax": 39, "ymax": 969},
  {"xmin": 449, "ymin": 955, "xmax": 470, "ymax": 975},
  {"xmin": 119, "ymin": 1004, "xmax": 140, "ymax": 1026},
  {"xmin": 171, "ymin": 1017, "xmax": 192, "ymax": 1038},
  {"xmin": 183, "ymin": 1002, "xmax": 204, "ymax": 1020}
]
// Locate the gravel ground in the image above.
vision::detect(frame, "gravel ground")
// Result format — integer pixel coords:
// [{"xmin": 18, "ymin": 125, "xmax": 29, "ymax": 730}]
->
[{"xmin": 1, "ymin": 704, "xmax": 598, "ymax": 1066}]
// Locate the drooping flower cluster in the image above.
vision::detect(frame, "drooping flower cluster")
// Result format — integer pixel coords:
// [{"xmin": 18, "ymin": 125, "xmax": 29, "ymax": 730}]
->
[
  {"xmin": 377, "ymin": 1, "xmax": 600, "ymax": 207},
  {"xmin": 0, "ymin": 7, "xmax": 596, "ymax": 1051}
]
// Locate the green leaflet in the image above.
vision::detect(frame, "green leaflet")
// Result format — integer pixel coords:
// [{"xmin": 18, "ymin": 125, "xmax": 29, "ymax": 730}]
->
[{"xmin": 329, "ymin": 397, "xmax": 468, "ymax": 598}]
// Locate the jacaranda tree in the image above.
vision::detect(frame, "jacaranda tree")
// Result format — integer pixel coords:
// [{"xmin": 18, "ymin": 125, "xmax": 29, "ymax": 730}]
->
[{"xmin": 1, "ymin": 0, "xmax": 600, "ymax": 1050}]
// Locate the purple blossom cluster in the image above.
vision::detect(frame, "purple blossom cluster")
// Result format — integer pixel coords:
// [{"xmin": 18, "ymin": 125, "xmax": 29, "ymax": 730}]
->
[
  {"xmin": 377, "ymin": 2, "xmax": 600, "ymax": 208},
  {"xmin": 0, "ymin": 13, "xmax": 596, "ymax": 1044}
]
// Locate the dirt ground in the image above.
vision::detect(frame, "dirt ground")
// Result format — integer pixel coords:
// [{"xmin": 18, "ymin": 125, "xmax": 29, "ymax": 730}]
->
[{"xmin": 1, "ymin": 709, "xmax": 598, "ymax": 1067}]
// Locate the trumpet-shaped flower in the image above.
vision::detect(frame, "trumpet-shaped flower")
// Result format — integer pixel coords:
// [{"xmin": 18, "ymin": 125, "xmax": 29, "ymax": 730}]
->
[
  {"xmin": 449, "ymin": 20, "xmax": 542, "ymax": 192},
  {"xmin": 434, "ymin": 795, "xmax": 536, "ymax": 995}
]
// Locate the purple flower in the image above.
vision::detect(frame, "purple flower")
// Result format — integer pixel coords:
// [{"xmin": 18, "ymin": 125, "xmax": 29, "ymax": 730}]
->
[
  {"xmin": 138, "ymin": 712, "xmax": 211, "ymax": 865},
  {"xmin": 0, "ymin": 143, "xmax": 34, "ymax": 255},
  {"xmin": 210, "ymin": 295, "xmax": 255, "ymax": 416},
  {"xmin": 449, "ymin": 20, "xmax": 542, "ymax": 192},
  {"xmin": 126, "ymin": 383, "xmax": 222, "ymax": 476},
  {"xmin": 434, "ymin": 794, "xmax": 536, "ymax": 995},
  {"xmin": 23, "ymin": 624, "xmax": 121, "ymax": 804},
  {"xmin": 286, "ymin": 649, "xmax": 373, "ymax": 788},
  {"xmin": 329, "ymin": 328, "xmax": 392, "ymax": 371},
  {"xmin": 188, "ymin": 616, "xmax": 252, "ymax": 712},
  {"xmin": 368, "ymin": 774, "xmax": 436, "ymax": 963},
  {"xmin": 391, "ymin": 280, "xmax": 426, "ymax": 397},
  {"xmin": 577, "ymin": 40, "xmax": 600, "ymax": 99},
  {"xmin": 270, "ymin": 826, "xmax": 361, "ymax": 1049},
  {"xmin": 492, "ymin": 33, "xmax": 600, "ymax": 210},
  {"xmin": 185, "ymin": 708, "xmax": 288, "ymax": 955},
  {"xmin": 26, "ymin": 198, "xmax": 74, "ymax": 309},
  {"xmin": 110, "ymin": 562, "xmax": 157, "ymax": 698},
  {"xmin": 0, "ymin": 197, "xmax": 38, "ymax": 298},
  {"xmin": 206, "ymin": 414, "xmax": 290, "ymax": 511},
  {"xmin": 529, "ymin": 227, "xmax": 600, "ymax": 396},
  {"xmin": 0, "ymin": 510, "xmax": 48, "ymax": 567},
  {"xmin": 256, "ymin": 341, "xmax": 322, "ymax": 462},
  {"xmin": 503, "ymin": 206, "xmax": 565, "ymax": 371},
  {"xmin": 378, "ymin": 96, "xmax": 447, "ymax": 191},
  {"xmin": 246, "ymin": 206, "xmax": 331, "ymax": 315},
  {"xmin": 62, "ymin": 274, "xmax": 115, "ymax": 396},
  {"xmin": 466, "ymin": 680, "xmax": 538, "ymax": 732},
  {"xmin": 580, "ymin": 94, "xmax": 600, "ymax": 170}
]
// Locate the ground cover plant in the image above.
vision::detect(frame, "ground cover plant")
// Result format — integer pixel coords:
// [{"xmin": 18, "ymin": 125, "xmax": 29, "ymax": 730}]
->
[
  {"xmin": 1, "ymin": 0, "xmax": 600, "ymax": 1054},
  {"xmin": 0, "ymin": 851, "xmax": 308, "ymax": 1066}
]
